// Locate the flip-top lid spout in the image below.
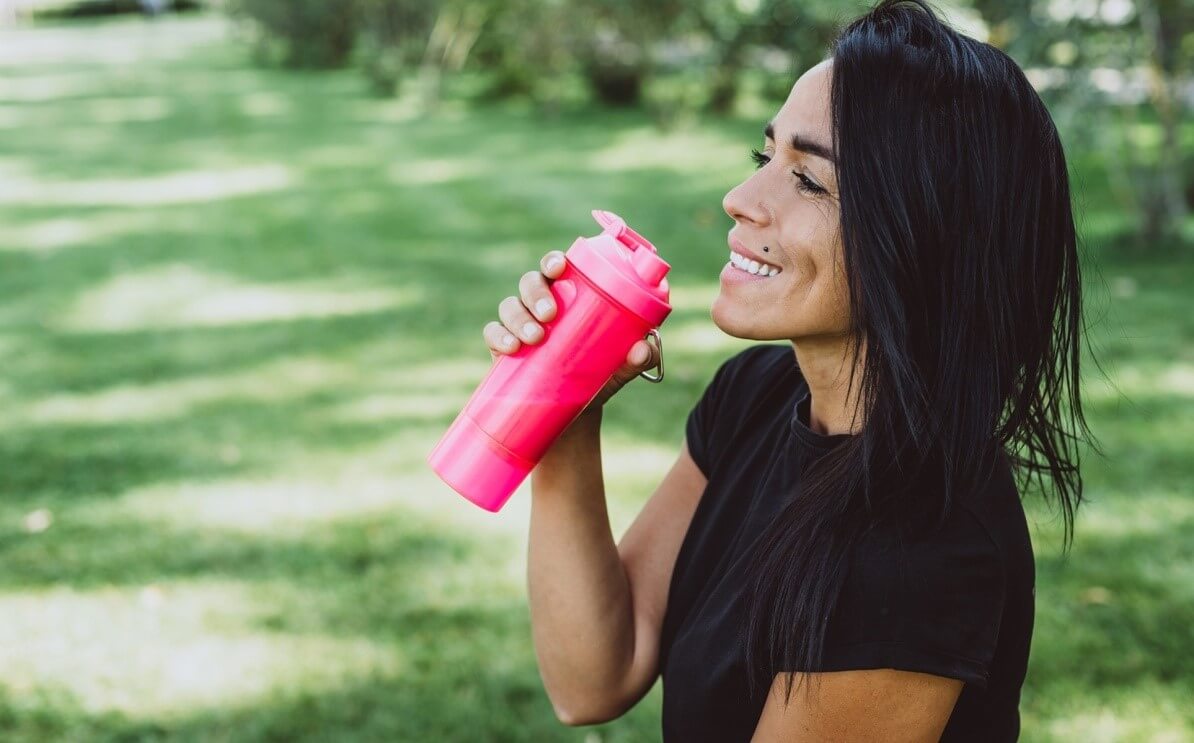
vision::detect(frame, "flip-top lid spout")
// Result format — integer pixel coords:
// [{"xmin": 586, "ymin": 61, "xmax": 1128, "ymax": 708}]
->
[
  {"xmin": 592, "ymin": 209, "xmax": 654, "ymax": 252},
  {"xmin": 566, "ymin": 210, "xmax": 672, "ymax": 327},
  {"xmin": 590, "ymin": 209, "xmax": 670, "ymax": 286}
]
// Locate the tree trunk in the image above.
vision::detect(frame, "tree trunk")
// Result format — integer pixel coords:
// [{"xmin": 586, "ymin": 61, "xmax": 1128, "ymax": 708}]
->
[
  {"xmin": 1137, "ymin": 0, "xmax": 1188, "ymax": 244},
  {"xmin": 707, "ymin": 53, "xmax": 742, "ymax": 115},
  {"xmin": 418, "ymin": 5, "xmax": 462, "ymax": 110}
]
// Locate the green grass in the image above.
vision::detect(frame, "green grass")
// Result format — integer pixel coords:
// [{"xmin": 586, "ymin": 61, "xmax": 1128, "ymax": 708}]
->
[{"xmin": 0, "ymin": 13, "xmax": 1190, "ymax": 743}]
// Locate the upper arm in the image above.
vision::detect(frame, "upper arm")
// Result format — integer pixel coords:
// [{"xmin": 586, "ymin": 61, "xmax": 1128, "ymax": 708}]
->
[
  {"xmin": 610, "ymin": 437, "xmax": 707, "ymax": 710},
  {"xmin": 750, "ymin": 506, "xmax": 1007, "ymax": 741},
  {"xmin": 751, "ymin": 670, "xmax": 963, "ymax": 742}
]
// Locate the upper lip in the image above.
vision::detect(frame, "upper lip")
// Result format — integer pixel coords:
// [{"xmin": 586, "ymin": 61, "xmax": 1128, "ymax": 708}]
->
[{"xmin": 728, "ymin": 235, "xmax": 778, "ymax": 269}]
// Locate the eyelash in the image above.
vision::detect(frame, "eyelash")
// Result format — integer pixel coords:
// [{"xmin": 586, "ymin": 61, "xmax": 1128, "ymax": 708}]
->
[{"xmin": 749, "ymin": 147, "xmax": 826, "ymax": 196}]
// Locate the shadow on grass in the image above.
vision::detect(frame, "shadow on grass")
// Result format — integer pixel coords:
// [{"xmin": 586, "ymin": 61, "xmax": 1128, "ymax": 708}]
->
[
  {"xmin": 0, "ymin": 649, "xmax": 662, "ymax": 742},
  {"xmin": 0, "ymin": 508, "xmax": 666, "ymax": 742},
  {"xmin": 0, "ymin": 12, "xmax": 1190, "ymax": 742}
]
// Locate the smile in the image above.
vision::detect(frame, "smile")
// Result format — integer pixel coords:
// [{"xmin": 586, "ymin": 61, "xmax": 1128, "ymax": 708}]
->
[{"xmin": 729, "ymin": 250, "xmax": 781, "ymax": 277}]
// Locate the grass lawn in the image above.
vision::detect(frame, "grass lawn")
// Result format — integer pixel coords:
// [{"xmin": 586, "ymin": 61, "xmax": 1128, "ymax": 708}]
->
[{"xmin": 0, "ymin": 13, "xmax": 1190, "ymax": 743}]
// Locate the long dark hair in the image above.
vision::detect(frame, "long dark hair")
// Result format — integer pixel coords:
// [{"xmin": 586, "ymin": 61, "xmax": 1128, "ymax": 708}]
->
[{"xmin": 743, "ymin": 0, "xmax": 1101, "ymax": 701}]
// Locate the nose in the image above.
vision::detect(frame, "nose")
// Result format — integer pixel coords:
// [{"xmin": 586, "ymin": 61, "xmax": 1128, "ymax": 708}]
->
[{"xmin": 722, "ymin": 180, "xmax": 772, "ymax": 227}]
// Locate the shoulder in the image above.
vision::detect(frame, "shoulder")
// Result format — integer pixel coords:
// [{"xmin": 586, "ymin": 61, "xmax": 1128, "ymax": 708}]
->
[
  {"xmin": 684, "ymin": 344, "xmax": 794, "ymax": 477},
  {"xmin": 838, "ymin": 505, "xmax": 1005, "ymax": 630},
  {"xmin": 701, "ymin": 343, "xmax": 795, "ymax": 399},
  {"xmin": 849, "ymin": 454, "xmax": 1025, "ymax": 593},
  {"xmin": 956, "ymin": 451, "xmax": 1032, "ymax": 570},
  {"xmin": 689, "ymin": 343, "xmax": 795, "ymax": 421},
  {"xmin": 819, "ymin": 508, "xmax": 1006, "ymax": 686},
  {"xmin": 823, "ymin": 473, "xmax": 1023, "ymax": 688}
]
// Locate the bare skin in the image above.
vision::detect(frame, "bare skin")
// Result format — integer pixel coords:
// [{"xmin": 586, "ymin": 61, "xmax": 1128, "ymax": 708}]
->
[
  {"xmin": 718, "ymin": 58, "xmax": 865, "ymax": 437},
  {"xmin": 484, "ymin": 58, "xmax": 962, "ymax": 739}
]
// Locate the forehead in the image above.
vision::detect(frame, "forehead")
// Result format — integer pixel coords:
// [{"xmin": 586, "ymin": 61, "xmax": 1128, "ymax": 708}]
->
[{"xmin": 769, "ymin": 59, "xmax": 833, "ymax": 140}]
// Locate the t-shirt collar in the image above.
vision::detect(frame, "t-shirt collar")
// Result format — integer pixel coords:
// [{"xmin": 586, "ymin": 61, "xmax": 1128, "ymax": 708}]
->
[{"xmin": 790, "ymin": 379, "xmax": 853, "ymax": 451}]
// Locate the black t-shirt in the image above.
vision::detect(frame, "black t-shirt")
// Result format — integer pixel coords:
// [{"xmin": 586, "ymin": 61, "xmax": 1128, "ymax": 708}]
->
[{"xmin": 659, "ymin": 345, "xmax": 1035, "ymax": 742}]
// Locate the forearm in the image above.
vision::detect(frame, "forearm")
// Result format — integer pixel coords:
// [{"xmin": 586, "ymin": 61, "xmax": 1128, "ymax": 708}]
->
[{"xmin": 527, "ymin": 409, "xmax": 636, "ymax": 722}]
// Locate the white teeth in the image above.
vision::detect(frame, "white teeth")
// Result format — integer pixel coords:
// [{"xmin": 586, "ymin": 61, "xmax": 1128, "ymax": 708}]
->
[{"xmin": 728, "ymin": 249, "xmax": 780, "ymax": 277}]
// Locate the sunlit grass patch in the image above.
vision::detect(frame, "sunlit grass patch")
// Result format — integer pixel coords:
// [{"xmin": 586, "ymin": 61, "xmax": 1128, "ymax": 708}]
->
[
  {"xmin": 56, "ymin": 264, "xmax": 417, "ymax": 332},
  {"xmin": 0, "ymin": 10, "xmax": 1188, "ymax": 741},
  {"xmin": 0, "ymin": 582, "xmax": 403, "ymax": 718}
]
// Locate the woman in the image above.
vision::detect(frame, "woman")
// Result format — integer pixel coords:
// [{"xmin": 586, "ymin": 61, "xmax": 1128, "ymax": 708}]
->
[{"xmin": 482, "ymin": 1, "xmax": 1094, "ymax": 740}]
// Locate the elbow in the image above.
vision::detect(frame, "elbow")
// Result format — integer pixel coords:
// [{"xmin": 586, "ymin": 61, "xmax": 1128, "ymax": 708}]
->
[{"xmin": 550, "ymin": 697, "xmax": 630, "ymax": 727}]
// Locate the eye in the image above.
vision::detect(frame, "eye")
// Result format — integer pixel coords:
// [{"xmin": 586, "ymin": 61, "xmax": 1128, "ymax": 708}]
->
[
  {"xmin": 750, "ymin": 148, "xmax": 827, "ymax": 196},
  {"xmin": 794, "ymin": 171, "xmax": 827, "ymax": 195}
]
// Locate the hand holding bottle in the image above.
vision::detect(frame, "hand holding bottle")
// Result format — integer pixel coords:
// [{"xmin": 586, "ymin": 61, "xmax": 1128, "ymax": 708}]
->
[
  {"xmin": 429, "ymin": 210, "xmax": 671, "ymax": 512},
  {"xmin": 482, "ymin": 249, "xmax": 662, "ymax": 414}
]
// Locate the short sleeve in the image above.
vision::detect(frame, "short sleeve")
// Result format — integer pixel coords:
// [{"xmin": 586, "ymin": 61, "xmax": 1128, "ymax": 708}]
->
[
  {"xmin": 684, "ymin": 347, "xmax": 765, "ymax": 477},
  {"xmin": 814, "ymin": 508, "xmax": 1006, "ymax": 688},
  {"xmin": 684, "ymin": 371, "xmax": 721, "ymax": 478}
]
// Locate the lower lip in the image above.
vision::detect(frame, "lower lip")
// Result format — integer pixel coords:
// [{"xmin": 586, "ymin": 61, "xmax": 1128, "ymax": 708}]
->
[{"xmin": 720, "ymin": 262, "xmax": 781, "ymax": 285}]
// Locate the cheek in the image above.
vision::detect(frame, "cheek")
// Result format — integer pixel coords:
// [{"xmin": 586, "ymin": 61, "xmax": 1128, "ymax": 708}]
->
[
  {"xmin": 778, "ymin": 203, "xmax": 839, "ymax": 283},
  {"xmin": 777, "ymin": 209, "xmax": 848, "ymax": 314}
]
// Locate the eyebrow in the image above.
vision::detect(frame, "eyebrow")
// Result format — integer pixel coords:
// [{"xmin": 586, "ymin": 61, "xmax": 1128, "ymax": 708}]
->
[{"xmin": 764, "ymin": 121, "xmax": 836, "ymax": 165}]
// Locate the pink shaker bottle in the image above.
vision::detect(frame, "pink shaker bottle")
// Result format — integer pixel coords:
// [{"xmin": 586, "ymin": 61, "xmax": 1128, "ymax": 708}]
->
[{"xmin": 427, "ymin": 210, "xmax": 672, "ymax": 512}]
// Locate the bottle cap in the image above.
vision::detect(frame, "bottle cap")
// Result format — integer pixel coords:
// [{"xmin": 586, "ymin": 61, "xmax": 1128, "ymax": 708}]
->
[{"xmin": 566, "ymin": 210, "xmax": 672, "ymax": 326}]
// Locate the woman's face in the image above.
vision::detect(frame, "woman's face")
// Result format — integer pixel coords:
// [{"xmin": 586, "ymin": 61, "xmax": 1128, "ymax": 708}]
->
[{"xmin": 713, "ymin": 59, "xmax": 850, "ymax": 343}]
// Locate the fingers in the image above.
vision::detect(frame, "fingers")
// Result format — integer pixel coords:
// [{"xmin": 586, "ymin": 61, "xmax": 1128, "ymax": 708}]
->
[
  {"xmin": 540, "ymin": 251, "xmax": 566, "ymax": 280},
  {"xmin": 486, "ymin": 255, "xmax": 565, "ymax": 358},
  {"xmin": 484, "ymin": 320, "xmax": 519, "ymax": 356},
  {"xmin": 519, "ymin": 270, "xmax": 556, "ymax": 323},
  {"xmin": 499, "ymin": 295, "xmax": 543, "ymax": 345},
  {"xmin": 625, "ymin": 339, "xmax": 658, "ymax": 371}
]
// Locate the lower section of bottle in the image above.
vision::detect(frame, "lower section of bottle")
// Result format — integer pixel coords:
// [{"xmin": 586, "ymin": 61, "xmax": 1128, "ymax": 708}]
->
[{"xmin": 427, "ymin": 411, "xmax": 536, "ymax": 512}]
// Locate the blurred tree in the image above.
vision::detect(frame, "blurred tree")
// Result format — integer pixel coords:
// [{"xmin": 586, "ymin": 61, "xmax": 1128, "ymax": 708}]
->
[
  {"xmin": 972, "ymin": 0, "xmax": 1192, "ymax": 248},
  {"xmin": 1136, "ymin": 0, "xmax": 1191, "ymax": 243},
  {"xmin": 685, "ymin": 0, "xmax": 849, "ymax": 113},
  {"xmin": 228, "ymin": 0, "xmax": 358, "ymax": 68},
  {"xmin": 223, "ymin": 0, "xmax": 1192, "ymax": 247},
  {"xmin": 356, "ymin": 0, "xmax": 436, "ymax": 95},
  {"xmin": 356, "ymin": 0, "xmax": 486, "ymax": 102},
  {"xmin": 467, "ymin": 0, "xmax": 684, "ymax": 110},
  {"xmin": 574, "ymin": 0, "xmax": 687, "ymax": 107},
  {"xmin": 469, "ymin": 0, "xmax": 574, "ymax": 106}
]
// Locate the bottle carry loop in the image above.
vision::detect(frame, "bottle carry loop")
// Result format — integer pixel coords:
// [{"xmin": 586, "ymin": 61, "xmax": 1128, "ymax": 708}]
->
[{"xmin": 638, "ymin": 328, "xmax": 665, "ymax": 383}]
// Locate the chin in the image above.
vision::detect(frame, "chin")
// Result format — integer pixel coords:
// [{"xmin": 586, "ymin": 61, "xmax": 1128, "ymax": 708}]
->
[{"xmin": 710, "ymin": 299, "xmax": 778, "ymax": 341}]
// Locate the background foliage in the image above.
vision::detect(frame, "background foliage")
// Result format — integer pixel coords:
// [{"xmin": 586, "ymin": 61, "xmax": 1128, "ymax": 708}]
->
[
  {"xmin": 214, "ymin": 0, "xmax": 1194, "ymax": 246},
  {"xmin": 0, "ymin": 1, "xmax": 1190, "ymax": 740}
]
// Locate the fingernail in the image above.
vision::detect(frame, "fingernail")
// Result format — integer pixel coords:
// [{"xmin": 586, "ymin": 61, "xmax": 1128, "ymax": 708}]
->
[
  {"xmin": 501, "ymin": 333, "xmax": 516, "ymax": 348},
  {"xmin": 546, "ymin": 256, "xmax": 562, "ymax": 271},
  {"xmin": 522, "ymin": 322, "xmax": 541, "ymax": 340},
  {"xmin": 535, "ymin": 298, "xmax": 552, "ymax": 317},
  {"xmin": 634, "ymin": 346, "xmax": 648, "ymax": 364}
]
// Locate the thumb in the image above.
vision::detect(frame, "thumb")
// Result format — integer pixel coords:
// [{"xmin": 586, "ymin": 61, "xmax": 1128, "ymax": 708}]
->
[{"xmin": 629, "ymin": 340, "xmax": 652, "ymax": 367}]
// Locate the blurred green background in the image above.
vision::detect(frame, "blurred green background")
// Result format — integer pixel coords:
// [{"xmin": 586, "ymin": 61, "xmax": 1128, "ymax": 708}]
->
[{"xmin": 0, "ymin": 0, "xmax": 1190, "ymax": 741}]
